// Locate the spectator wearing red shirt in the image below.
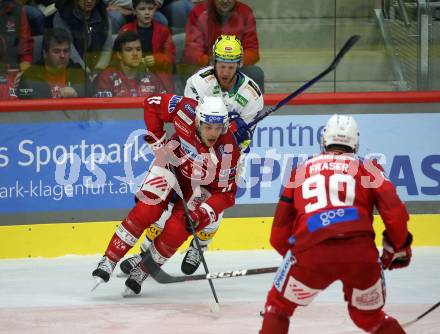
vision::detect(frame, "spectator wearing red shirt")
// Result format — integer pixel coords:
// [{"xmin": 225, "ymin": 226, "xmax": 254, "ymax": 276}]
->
[
  {"xmin": 183, "ymin": 0, "xmax": 264, "ymax": 92},
  {"xmin": 0, "ymin": 0, "xmax": 33, "ymax": 72},
  {"xmin": 120, "ymin": 0, "xmax": 176, "ymax": 92},
  {"xmin": 95, "ymin": 31, "xmax": 166, "ymax": 97}
]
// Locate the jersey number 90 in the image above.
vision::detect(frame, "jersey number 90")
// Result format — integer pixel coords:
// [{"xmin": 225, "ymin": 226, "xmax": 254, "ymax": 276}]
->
[{"xmin": 302, "ymin": 174, "xmax": 355, "ymax": 213}]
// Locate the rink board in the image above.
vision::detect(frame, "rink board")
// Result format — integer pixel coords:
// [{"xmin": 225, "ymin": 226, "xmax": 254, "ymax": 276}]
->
[
  {"xmin": 1, "ymin": 93, "xmax": 440, "ymax": 258},
  {"xmin": 0, "ymin": 214, "xmax": 439, "ymax": 258}
]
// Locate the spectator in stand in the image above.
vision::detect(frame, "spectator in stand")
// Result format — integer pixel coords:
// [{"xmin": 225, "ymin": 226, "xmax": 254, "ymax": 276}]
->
[
  {"xmin": 0, "ymin": 0, "xmax": 33, "ymax": 72},
  {"xmin": 23, "ymin": 1, "xmax": 55, "ymax": 36},
  {"xmin": 52, "ymin": 0, "xmax": 113, "ymax": 74},
  {"xmin": 17, "ymin": 28, "xmax": 87, "ymax": 99},
  {"xmin": 158, "ymin": 0, "xmax": 194, "ymax": 34},
  {"xmin": 0, "ymin": 35, "xmax": 18, "ymax": 99},
  {"xmin": 104, "ymin": 0, "xmax": 167, "ymax": 33},
  {"xmin": 95, "ymin": 31, "xmax": 166, "ymax": 96},
  {"xmin": 120, "ymin": 0, "xmax": 175, "ymax": 92},
  {"xmin": 183, "ymin": 0, "xmax": 264, "ymax": 91}
]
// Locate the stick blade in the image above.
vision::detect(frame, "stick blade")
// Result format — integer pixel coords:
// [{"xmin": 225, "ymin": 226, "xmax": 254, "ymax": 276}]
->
[
  {"xmin": 209, "ymin": 302, "xmax": 221, "ymax": 315},
  {"xmin": 329, "ymin": 35, "xmax": 361, "ymax": 70}
]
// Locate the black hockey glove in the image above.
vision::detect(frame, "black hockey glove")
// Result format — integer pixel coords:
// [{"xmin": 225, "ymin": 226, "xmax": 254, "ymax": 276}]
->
[{"xmin": 229, "ymin": 112, "xmax": 251, "ymax": 151}]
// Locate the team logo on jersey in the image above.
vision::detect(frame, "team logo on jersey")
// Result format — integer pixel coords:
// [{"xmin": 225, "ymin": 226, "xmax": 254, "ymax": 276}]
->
[
  {"xmin": 184, "ymin": 104, "xmax": 196, "ymax": 115},
  {"xmin": 168, "ymin": 95, "xmax": 183, "ymax": 113},
  {"xmin": 96, "ymin": 91, "xmax": 112, "ymax": 97},
  {"xmin": 180, "ymin": 138, "xmax": 202, "ymax": 162},
  {"xmin": 307, "ymin": 207, "xmax": 359, "ymax": 233},
  {"xmin": 235, "ymin": 93, "xmax": 248, "ymax": 107},
  {"xmin": 213, "ymin": 85, "xmax": 221, "ymax": 95},
  {"xmin": 114, "ymin": 78, "xmax": 122, "ymax": 87}
]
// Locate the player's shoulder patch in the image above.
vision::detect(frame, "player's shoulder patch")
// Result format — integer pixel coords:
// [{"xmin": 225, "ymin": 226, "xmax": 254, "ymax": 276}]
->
[
  {"xmin": 167, "ymin": 95, "xmax": 183, "ymax": 113},
  {"xmin": 183, "ymin": 103, "xmax": 196, "ymax": 115},
  {"xmin": 247, "ymin": 80, "xmax": 262, "ymax": 97},
  {"xmin": 199, "ymin": 68, "xmax": 215, "ymax": 79}
]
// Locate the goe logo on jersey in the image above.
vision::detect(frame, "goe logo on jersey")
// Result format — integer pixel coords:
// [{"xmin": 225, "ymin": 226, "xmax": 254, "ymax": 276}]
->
[
  {"xmin": 307, "ymin": 207, "xmax": 359, "ymax": 233},
  {"xmin": 168, "ymin": 95, "xmax": 183, "ymax": 113},
  {"xmin": 184, "ymin": 104, "xmax": 196, "ymax": 115}
]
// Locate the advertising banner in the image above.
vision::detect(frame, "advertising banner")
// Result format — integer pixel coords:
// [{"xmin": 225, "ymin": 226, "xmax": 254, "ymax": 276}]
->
[{"xmin": 0, "ymin": 113, "xmax": 439, "ymax": 215}]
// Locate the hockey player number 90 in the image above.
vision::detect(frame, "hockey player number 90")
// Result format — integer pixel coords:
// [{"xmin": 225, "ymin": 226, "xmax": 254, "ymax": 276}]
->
[{"xmin": 303, "ymin": 174, "xmax": 355, "ymax": 213}]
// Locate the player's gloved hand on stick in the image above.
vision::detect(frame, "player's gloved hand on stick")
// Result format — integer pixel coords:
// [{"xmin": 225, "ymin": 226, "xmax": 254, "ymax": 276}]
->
[
  {"xmin": 229, "ymin": 112, "xmax": 252, "ymax": 151},
  {"xmin": 381, "ymin": 231, "xmax": 413, "ymax": 270},
  {"xmin": 145, "ymin": 133, "xmax": 180, "ymax": 166},
  {"xmin": 187, "ymin": 204, "xmax": 217, "ymax": 232}
]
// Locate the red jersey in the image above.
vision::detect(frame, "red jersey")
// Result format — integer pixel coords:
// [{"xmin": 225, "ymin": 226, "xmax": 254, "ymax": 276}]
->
[
  {"xmin": 143, "ymin": 94, "xmax": 241, "ymax": 215},
  {"xmin": 271, "ymin": 152, "xmax": 409, "ymax": 255},
  {"xmin": 183, "ymin": 0, "xmax": 260, "ymax": 66},
  {"xmin": 120, "ymin": 20, "xmax": 175, "ymax": 92},
  {"xmin": 95, "ymin": 66, "xmax": 166, "ymax": 97},
  {"xmin": 0, "ymin": 71, "xmax": 18, "ymax": 100}
]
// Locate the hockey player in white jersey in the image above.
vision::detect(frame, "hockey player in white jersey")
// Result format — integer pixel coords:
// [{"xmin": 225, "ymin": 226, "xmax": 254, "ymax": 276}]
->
[
  {"xmin": 119, "ymin": 35, "xmax": 264, "ymax": 277},
  {"xmin": 185, "ymin": 34, "xmax": 264, "ymax": 148}
]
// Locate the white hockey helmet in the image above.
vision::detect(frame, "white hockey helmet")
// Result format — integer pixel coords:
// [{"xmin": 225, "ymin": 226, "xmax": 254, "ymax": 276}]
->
[
  {"xmin": 321, "ymin": 114, "xmax": 360, "ymax": 153},
  {"xmin": 195, "ymin": 96, "xmax": 229, "ymax": 133}
]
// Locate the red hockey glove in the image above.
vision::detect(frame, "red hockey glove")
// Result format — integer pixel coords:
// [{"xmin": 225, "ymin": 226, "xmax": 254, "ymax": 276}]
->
[
  {"xmin": 381, "ymin": 231, "xmax": 413, "ymax": 270},
  {"xmin": 187, "ymin": 204, "xmax": 217, "ymax": 232}
]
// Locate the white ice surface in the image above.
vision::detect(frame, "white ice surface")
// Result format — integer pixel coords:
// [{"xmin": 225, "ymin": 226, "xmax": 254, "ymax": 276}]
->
[{"xmin": 0, "ymin": 248, "xmax": 439, "ymax": 333}]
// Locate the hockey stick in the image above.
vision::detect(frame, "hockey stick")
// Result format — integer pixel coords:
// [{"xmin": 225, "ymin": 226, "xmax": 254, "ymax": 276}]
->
[
  {"xmin": 401, "ymin": 301, "xmax": 440, "ymax": 328},
  {"xmin": 141, "ymin": 164, "xmax": 221, "ymax": 309},
  {"xmin": 143, "ymin": 252, "xmax": 278, "ymax": 283},
  {"xmin": 244, "ymin": 35, "xmax": 360, "ymax": 131}
]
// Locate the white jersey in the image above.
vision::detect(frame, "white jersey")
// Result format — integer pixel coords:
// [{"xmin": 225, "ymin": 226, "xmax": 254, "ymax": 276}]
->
[{"xmin": 184, "ymin": 66, "xmax": 264, "ymax": 126}]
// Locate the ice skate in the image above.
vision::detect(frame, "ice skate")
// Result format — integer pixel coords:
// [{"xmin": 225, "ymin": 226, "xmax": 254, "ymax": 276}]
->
[
  {"xmin": 123, "ymin": 264, "xmax": 149, "ymax": 296},
  {"xmin": 118, "ymin": 253, "xmax": 143, "ymax": 276},
  {"xmin": 181, "ymin": 240, "xmax": 206, "ymax": 275},
  {"xmin": 91, "ymin": 256, "xmax": 116, "ymax": 291}
]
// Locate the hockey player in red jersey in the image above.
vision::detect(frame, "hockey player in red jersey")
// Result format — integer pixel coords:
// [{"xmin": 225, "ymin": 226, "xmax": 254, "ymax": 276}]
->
[
  {"xmin": 92, "ymin": 94, "xmax": 241, "ymax": 295},
  {"xmin": 260, "ymin": 115, "xmax": 412, "ymax": 334}
]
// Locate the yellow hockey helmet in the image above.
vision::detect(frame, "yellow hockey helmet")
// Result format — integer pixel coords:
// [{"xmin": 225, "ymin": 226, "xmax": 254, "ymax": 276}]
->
[{"xmin": 212, "ymin": 35, "xmax": 243, "ymax": 64}]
